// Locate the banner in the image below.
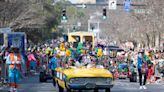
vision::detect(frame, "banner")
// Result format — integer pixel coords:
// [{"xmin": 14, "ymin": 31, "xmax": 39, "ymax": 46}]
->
[
  {"xmin": 124, "ymin": 0, "xmax": 131, "ymax": 12},
  {"xmin": 8, "ymin": 33, "xmax": 25, "ymax": 52}
]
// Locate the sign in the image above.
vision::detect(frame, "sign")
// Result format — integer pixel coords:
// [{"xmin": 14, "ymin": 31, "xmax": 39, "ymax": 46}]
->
[
  {"xmin": 0, "ymin": 27, "xmax": 11, "ymax": 33},
  {"xmin": 8, "ymin": 32, "xmax": 25, "ymax": 52},
  {"xmin": 109, "ymin": 0, "xmax": 117, "ymax": 10},
  {"xmin": 124, "ymin": 0, "xmax": 131, "ymax": 12},
  {"xmin": 77, "ymin": 22, "xmax": 81, "ymax": 27},
  {"xmin": 76, "ymin": 4, "xmax": 87, "ymax": 8},
  {"xmin": 61, "ymin": 19, "xmax": 67, "ymax": 23},
  {"xmin": 134, "ymin": 9, "xmax": 146, "ymax": 14}
]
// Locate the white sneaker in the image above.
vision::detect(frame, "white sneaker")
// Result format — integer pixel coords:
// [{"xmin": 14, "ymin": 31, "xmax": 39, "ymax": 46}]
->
[
  {"xmin": 139, "ymin": 86, "xmax": 142, "ymax": 89},
  {"xmin": 143, "ymin": 85, "xmax": 147, "ymax": 89},
  {"xmin": 13, "ymin": 88, "xmax": 18, "ymax": 92}
]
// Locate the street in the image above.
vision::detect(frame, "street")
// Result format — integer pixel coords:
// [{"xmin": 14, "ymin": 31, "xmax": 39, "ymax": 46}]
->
[
  {"xmin": 1, "ymin": 74, "xmax": 164, "ymax": 92},
  {"xmin": 0, "ymin": 0, "xmax": 164, "ymax": 92}
]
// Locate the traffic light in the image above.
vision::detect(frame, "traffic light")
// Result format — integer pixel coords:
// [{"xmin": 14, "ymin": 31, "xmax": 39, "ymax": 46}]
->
[
  {"xmin": 91, "ymin": 26, "xmax": 95, "ymax": 30},
  {"xmin": 73, "ymin": 26, "xmax": 76, "ymax": 32},
  {"xmin": 103, "ymin": 8, "xmax": 107, "ymax": 20},
  {"xmin": 62, "ymin": 9, "xmax": 67, "ymax": 20}
]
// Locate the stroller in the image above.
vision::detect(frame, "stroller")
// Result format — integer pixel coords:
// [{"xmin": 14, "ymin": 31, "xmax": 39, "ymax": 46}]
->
[
  {"xmin": 128, "ymin": 63, "xmax": 137, "ymax": 82},
  {"xmin": 118, "ymin": 63, "xmax": 129, "ymax": 79}
]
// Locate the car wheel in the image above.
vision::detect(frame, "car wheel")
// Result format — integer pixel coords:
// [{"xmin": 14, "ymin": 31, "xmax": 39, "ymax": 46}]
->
[
  {"xmin": 58, "ymin": 83, "xmax": 64, "ymax": 92},
  {"xmin": 105, "ymin": 88, "xmax": 111, "ymax": 92},
  {"xmin": 39, "ymin": 72, "xmax": 46, "ymax": 82},
  {"xmin": 129, "ymin": 78, "xmax": 132, "ymax": 82},
  {"xmin": 94, "ymin": 89, "xmax": 98, "ymax": 92}
]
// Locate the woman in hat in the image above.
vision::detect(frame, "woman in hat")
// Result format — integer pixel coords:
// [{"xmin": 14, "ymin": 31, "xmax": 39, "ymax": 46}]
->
[{"xmin": 137, "ymin": 50, "xmax": 148, "ymax": 90}]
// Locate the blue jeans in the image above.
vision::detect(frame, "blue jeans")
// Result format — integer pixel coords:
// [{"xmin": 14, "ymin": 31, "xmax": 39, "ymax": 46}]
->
[{"xmin": 30, "ymin": 61, "xmax": 37, "ymax": 70}]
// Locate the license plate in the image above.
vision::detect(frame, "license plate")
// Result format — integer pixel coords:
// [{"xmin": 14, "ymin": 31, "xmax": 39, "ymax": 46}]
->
[{"xmin": 86, "ymin": 83, "xmax": 96, "ymax": 89}]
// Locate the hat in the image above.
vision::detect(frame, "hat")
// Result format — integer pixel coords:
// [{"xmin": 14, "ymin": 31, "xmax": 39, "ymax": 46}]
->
[{"xmin": 139, "ymin": 49, "xmax": 144, "ymax": 53}]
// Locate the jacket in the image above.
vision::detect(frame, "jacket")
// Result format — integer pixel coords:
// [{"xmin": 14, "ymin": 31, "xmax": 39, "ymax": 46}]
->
[
  {"xmin": 137, "ymin": 56, "xmax": 143, "ymax": 69},
  {"xmin": 48, "ymin": 57, "xmax": 58, "ymax": 70}
]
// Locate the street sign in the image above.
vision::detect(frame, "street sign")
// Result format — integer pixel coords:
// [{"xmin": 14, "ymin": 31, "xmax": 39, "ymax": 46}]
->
[
  {"xmin": 108, "ymin": 0, "xmax": 117, "ymax": 10},
  {"xmin": 76, "ymin": 4, "xmax": 87, "ymax": 8},
  {"xmin": 0, "ymin": 27, "xmax": 11, "ymax": 33},
  {"xmin": 124, "ymin": 0, "xmax": 131, "ymax": 12},
  {"xmin": 77, "ymin": 22, "xmax": 81, "ymax": 27},
  {"xmin": 61, "ymin": 19, "xmax": 67, "ymax": 23},
  {"xmin": 134, "ymin": 9, "xmax": 146, "ymax": 14}
]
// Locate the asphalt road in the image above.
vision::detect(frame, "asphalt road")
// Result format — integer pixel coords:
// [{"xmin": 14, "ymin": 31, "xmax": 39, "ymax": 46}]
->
[{"xmin": 1, "ymin": 75, "xmax": 164, "ymax": 92}]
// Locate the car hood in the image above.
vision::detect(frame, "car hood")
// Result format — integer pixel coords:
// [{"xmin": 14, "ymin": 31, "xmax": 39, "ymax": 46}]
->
[{"xmin": 56, "ymin": 67, "xmax": 113, "ymax": 79}]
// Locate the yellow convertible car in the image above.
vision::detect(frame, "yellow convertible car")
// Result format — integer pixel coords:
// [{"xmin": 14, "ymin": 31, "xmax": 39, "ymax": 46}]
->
[{"xmin": 54, "ymin": 67, "xmax": 114, "ymax": 92}]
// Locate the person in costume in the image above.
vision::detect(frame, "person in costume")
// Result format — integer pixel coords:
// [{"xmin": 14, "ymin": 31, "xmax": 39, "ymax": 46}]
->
[
  {"xmin": 77, "ymin": 42, "xmax": 84, "ymax": 55},
  {"xmin": 97, "ymin": 47, "xmax": 103, "ymax": 58},
  {"xmin": 6, "ymin": 47, "xmax": 24, "ymax": 92},
  {"xmin": 59, "ymin": 42, "xmax": 66, "ymax": 67},
  {"xmin": 65, "ymin": 48, "xmax": 71, "ymax": 63}
]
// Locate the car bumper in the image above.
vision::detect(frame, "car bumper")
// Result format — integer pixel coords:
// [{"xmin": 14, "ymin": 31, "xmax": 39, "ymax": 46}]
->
[{"xmin": 67, "ymin": 83, "xmax": 114, "ymax": 89}]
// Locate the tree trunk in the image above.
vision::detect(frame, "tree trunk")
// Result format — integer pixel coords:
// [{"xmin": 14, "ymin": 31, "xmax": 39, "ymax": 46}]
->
[
  {"xmin": 153, "ymin": 31, "xmax": 156, "ymax": 47},
  {"xmin": 158, "ymin": 31, "xmax": 161, "ymax": 48},
  {"xmin": 146, "ymin": 33, "xmax": 150, "ymax": 49}
]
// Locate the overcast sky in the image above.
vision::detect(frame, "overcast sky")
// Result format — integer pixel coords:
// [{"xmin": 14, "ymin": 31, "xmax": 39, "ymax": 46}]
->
[{"xmin": 69, "ymin": 0, "xmax": 77, "ymax": 3}]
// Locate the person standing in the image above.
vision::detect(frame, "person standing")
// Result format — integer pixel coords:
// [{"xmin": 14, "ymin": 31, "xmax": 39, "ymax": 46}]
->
[
  {"xmin": 48, "ymin": 54, "xmax": 59, "ymax": 87},
  {"xmin": 137, "ymin": 51, "xmax": 148, "ymax": 90},
  {"xmin": 6, "ymin": 47, "xmax": 24, "ymax": 92},
  {"xmin": 27, "ymin": 51, "xmax": 37, "ymax": 75}
]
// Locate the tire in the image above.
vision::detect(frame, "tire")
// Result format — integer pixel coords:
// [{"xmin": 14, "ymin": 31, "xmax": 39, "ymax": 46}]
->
[
  {"xmin": 105, "ymin": 88, "xmax": 111, "ymax": 92},
  {"xmin": 129, "ymin": 78, "xmax": 132, "ymax": 82},
  {"xmin": 129, "ymin": 74, "xmax": 137, "ymax": 82},
  {"xmin": 39, "ymin": 72, "xmax": 46, "ymax": 82},
  {"xmin": 65, "ymin": 81, "xmax": 71, "ymax": 92},
  {"xmin": 133, "ymin": 74, "xmax": 137, "ymax": 82},
  {"xmin": 58, "ymin": 83, "xmax": 64, "ymax": 92},
  {"xmin": 94, "ymin": 89, "xmax": 98, "ymax": 92}
]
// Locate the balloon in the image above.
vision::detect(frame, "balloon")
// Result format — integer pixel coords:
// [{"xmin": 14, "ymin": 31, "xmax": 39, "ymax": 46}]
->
[
  {"xmin": 77, "ymin": 42, "xmax": 84, "ymax": 54},
  {"xmin": 66, "ymin": 49, "xmax": 71, "ymax": 57},
  {"xmin": 97, "ymin": 48, "xmax": 103, "ymax": 57},
  {"xmin": 60, "ymin": 42, "xmax": 65, "ymax": 51}
]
